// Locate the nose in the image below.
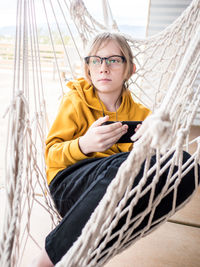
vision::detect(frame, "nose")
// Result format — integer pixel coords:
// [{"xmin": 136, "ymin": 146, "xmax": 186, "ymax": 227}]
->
[{"xmin": 99, "ymin": 60, "xmax": 110, "ymax": 73}]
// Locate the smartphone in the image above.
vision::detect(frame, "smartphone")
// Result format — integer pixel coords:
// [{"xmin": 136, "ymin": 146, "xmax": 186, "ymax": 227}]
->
[{"xmin": 102, "ymin": 121, "xmax": 142, "ymax": 143}]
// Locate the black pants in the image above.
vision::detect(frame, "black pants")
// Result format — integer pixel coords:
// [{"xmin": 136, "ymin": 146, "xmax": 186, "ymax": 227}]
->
[{"xmin": 45, "ymin": 151, "xmax": 200, "ymax": 265}]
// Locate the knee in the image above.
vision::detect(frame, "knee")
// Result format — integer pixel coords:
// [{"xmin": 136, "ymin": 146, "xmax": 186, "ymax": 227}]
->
[
  {"xmin": 175, "ymin": 151, "xmax": 200, "ymax": 206},
  {"xmin": 182, "ymin": 150, "xmax": 200, "ymax": 184},
  {"xmin": 29, "ymin": 249, "xmax": 54, "ymax": 267}
]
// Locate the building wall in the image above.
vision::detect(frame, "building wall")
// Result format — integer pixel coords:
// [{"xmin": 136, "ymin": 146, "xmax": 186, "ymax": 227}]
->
[
  {"xmin": 146, "ymin": 0, "xmax": 192, "ymax": 36},
  {"xmin": 146, "ymin": 0, "xmax": 200, "ymax": 126}
]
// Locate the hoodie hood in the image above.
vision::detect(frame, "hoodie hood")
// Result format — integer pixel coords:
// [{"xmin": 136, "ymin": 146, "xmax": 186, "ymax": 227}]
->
[
  {"xmin": 67, "ymin": 77, "xmax": 103, "ymax": 112},
  {"xmin": 66, "ymin": 77, "xmax": 131, "ymax": 117}
]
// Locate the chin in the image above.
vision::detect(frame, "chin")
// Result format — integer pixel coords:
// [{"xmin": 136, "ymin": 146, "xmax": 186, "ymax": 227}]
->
[{"xmin": 95, "ymin": 85, "xmax": 113, "ymax": 93}]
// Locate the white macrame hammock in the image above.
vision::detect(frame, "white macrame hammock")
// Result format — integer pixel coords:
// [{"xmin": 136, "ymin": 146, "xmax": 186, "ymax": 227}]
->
[{"xmin": 0, "ymin": 0, "xmax": 200, "ymax": 266}]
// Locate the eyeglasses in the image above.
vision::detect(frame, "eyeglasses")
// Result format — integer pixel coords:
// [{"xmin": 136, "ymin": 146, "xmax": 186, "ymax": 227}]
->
[{"xmin": 84, "ymin": 55, "xmax": 126, "ymax": 68}]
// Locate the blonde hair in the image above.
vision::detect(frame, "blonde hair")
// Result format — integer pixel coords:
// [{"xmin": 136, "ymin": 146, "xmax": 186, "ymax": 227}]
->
[{"xmin": 84, "ymin": 32, "xmax": 134, "ymax": 88}]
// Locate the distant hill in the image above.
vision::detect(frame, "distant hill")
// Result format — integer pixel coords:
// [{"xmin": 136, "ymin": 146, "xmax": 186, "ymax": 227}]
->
[
  {"xmin": 0, "ymin": 24, "xmax": 146, "ymax": 39},
  {"xmin": 0, "ymin": 26, "xmax": 16, "ymax": 37}
]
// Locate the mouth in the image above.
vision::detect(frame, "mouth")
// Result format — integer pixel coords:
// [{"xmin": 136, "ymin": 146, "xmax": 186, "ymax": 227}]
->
[{"xmin": 98, "ymin": 78, "xmax": 111, "ymax": 82}]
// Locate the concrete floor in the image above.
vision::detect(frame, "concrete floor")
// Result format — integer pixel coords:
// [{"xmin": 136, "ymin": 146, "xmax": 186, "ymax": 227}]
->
[{"xmin": 104, "ymin": 189, "xmax": 200, "ymax": 267}]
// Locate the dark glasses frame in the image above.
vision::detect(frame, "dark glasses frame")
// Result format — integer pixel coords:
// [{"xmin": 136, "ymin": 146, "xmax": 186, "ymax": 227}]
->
[{"xmin": 84, "ymin": 55, "xmax": 126, "ymax": 65}]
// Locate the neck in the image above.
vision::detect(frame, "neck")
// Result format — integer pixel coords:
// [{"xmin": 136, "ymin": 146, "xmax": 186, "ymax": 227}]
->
[{"xmin": 97, "ymin": 91, "xmax": 122, "ymax": 112}]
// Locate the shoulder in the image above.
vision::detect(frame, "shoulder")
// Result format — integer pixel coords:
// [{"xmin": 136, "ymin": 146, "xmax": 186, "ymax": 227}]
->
[
  {"xmin": 124, "ymin": 90, "xmax": 151, "ymax": 118},
  {"xmin": 132, "ymin": 98, "xmax": 151, "ymax": 113},
  {"xmin": 135, "ymin": 102, "xmax": 150, "ymax": 112},
  {"xmin": 58, "ymin": 92, "xmax": 82, "ymax": 118}
]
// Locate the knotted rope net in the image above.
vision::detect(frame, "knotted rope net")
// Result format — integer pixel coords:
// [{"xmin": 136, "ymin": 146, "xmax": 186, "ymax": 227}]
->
[{"xmin": 0, "ymin": 0, "xmax": 199, "ymax": 266}]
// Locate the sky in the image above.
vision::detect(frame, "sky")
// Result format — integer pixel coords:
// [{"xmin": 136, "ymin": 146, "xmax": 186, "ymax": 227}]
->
[
  {"xmin": 84, "ymin": 0, "xmax": 149, "ymax": 26},
  {"xmin": 0, "ymin": 0, "xmax": 150, "ymax": 28}
]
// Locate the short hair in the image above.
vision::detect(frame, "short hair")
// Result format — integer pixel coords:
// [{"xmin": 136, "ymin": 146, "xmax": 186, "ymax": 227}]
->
[{"xmin": 84, "ymin": 32, "xmax": 134, "ymax": 87}]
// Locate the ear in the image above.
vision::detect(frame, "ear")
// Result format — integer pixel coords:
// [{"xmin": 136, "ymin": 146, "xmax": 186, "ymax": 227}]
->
[{"xmin": 133, "ymin": 63, "xmax": 136, "ymax": 74}]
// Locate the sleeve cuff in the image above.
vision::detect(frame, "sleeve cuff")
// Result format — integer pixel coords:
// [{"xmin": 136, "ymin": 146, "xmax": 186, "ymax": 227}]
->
[{"xmin": 69, "ymin": 138, "xmax": 95, "ymax": 161}]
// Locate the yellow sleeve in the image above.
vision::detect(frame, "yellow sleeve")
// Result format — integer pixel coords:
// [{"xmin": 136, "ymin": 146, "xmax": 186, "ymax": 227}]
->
[{"xmin": 45, "ymin": 95, "xmax": 91, "ymax": 173}]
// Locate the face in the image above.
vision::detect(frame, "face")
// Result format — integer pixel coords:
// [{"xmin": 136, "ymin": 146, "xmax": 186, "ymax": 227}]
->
[{"xmin": 88, "ymin": 40, "xmax": 126, "ymax": 98}]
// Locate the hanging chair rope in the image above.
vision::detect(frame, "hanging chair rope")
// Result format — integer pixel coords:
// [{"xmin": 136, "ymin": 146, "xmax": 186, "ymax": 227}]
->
[{"xmin": 0, "ymin": 0, "xmax": 199, "ymax": 266}]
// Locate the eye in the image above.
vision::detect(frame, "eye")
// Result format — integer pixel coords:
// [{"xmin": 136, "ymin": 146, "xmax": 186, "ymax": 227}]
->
[
  {"xmin": 108, "ymin": 57, "xmax": 122, "ymax": 64},
  {"xmin": 110, "ymin": 59, "xmax": 117, "ymax": 63},
  {"xmin": 106, "ymin": 58, "xmax": 117, "ymax": 65},
  {"xmin": 92, "ymin": 60, "xmax": 98, "ymax": 64},
  {"xmin": 90, "ymin": 57, "xmax": 101, "ymax": 65}
]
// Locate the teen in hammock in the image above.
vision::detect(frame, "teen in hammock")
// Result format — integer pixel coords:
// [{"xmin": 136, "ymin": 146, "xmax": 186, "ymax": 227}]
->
[{"xmin": 31, "ymin": 32, "xmax": 200, "ymax": 267}]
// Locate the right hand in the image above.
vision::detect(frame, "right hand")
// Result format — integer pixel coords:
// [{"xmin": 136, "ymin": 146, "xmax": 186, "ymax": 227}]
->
[{"xmin": 79, "ymin": 116, "xmax": 128, "ymax": 155}]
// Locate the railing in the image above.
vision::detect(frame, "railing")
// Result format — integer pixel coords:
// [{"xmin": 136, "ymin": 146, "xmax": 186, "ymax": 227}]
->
[{"xmin": 0, "ymin": 43, "xmax": 66, "ymax": 77}]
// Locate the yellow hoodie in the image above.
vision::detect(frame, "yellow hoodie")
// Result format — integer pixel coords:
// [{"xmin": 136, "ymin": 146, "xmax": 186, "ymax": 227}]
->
[{"xmin": 45, "ymin": 78, "xmax": 151, "ymax": 184}]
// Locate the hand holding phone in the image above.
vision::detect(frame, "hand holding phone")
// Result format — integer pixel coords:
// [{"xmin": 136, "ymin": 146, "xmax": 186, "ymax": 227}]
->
[{"xmin": 102, "ymin": 121, "xmax": 142, "ymax": 143}]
